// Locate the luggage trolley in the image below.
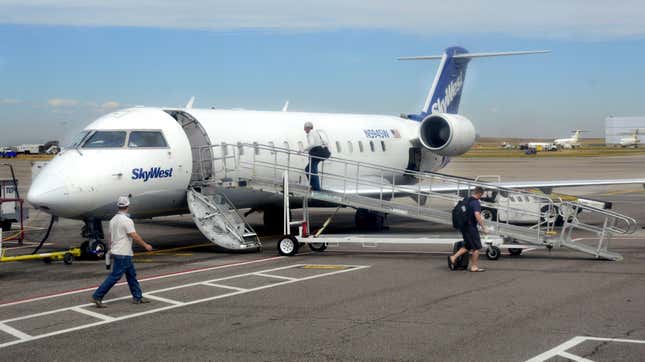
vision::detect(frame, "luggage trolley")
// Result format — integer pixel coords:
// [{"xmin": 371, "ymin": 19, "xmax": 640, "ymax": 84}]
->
[{"xmin": 275, "ymin": 171, "xmax": 506, "ymax": 258}]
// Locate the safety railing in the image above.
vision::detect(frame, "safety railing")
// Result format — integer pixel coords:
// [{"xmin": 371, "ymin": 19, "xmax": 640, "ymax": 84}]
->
[{"xmin": 191, "ymin": 143, "xmax": 560, "ymax": 242}]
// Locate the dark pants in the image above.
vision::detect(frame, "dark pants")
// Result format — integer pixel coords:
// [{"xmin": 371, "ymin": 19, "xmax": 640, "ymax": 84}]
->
[
  {"xmin": 92, "ymin": 255, "xmax": 143, "ymax": 300},
  {"xmin": 305, "ymin": 157, "xmax": 322, "ymax": 191}
]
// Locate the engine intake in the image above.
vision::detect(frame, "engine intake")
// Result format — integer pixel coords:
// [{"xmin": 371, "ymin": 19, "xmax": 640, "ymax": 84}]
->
[{"xmin": 418, "ymin": 113, "xmax": 476, "ymax": 156}]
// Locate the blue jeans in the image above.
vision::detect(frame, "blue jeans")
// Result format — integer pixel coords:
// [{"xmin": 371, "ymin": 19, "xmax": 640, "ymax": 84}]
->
[
  {"xmin": 305, "ymin": 157, "xmax": 321, "ymax": 191},
  {"xmin": 92, "ymin": 255, "xmax": 143, "ymax": 300}
]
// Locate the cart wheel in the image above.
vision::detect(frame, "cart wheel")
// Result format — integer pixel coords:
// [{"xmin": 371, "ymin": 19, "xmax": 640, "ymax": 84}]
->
[
  {"xmin": 309, "ymin": 242, "xmax": 327, "ymax": 252},
  {"xmin": 63, "ymin": 252, "xmax": 74, "ymax": 265},
  {"xmin": 277, "ymin": 235, "xmax": 299, "ymax": 256},
  {"xmin": 486, "ymin": 246, "xmax": 501, "ymax": 260}
]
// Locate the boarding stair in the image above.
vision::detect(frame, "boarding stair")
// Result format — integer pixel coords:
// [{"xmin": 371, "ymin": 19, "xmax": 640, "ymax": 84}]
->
[
  {"xmin": 187, "ymin": 187, "xmax": 261, "ymax": 251},
  {"xmin": 189, "ymin": 142, "xmax": 638, "ymax": 260}
]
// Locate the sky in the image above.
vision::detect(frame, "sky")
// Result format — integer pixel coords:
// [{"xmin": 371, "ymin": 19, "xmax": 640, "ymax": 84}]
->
[{"xmin": 1, "ymin": 0, "xmax": 645, "ymax": 145}]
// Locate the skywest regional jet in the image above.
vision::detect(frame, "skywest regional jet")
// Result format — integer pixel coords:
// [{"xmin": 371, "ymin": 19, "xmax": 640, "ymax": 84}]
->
[{"xmin": 26, "ymin": 46, "xmax": 645, "ymax": 253}]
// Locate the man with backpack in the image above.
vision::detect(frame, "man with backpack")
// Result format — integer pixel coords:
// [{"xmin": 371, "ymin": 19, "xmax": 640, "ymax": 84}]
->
[
  {"xmin": 449, "ymin": 186, "xmax": 487, "ymax": 272},
  {"xmin": 303, "ymin": 121, "xmax": 330, "ymax": 191}
]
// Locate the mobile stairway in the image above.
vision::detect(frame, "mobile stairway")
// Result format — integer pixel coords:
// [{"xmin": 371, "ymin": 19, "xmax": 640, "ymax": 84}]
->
[{"xmin": 187, "ymin": 142, "xmax": 638, "ymax": 260}]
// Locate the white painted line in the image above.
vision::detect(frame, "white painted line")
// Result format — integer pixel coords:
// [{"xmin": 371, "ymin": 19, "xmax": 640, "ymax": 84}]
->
[
  {"xmin": 253, "ymin": 273, "xmax": 297, "ymax": 281},
  {"xmin": 143, "ymin": 294, "xmax": 183, "ymax": 306},
  {"xmin": 526, "ymin": 336, "xmax": 645, "ymax": 362},
  {"xmin": 582, "ymin": 336, "xmax": 645, "ymax": 344},
  {"xmin": 71, "ymin": 307, "xmax": 115, "ymax": 322},
  {"xmin": 0, "ymin": 323, "xmax": 31, "ymax": 341},
  {"xmin": 526, "ymin": 336, "xmax": 587, "ymax": 362},
  {"xmin": 201, "ymin": 283, "xmax": 248, "ymax": 292},
  {"xmin": 0, "ymin": 264, "xmax": 369, "ymax": 349},
  {"xmin": 558, "ymin": 351, "xmax": 593, "ymax": 362},
  {"xmin": 0, "ymin": 255, "xmax": 284, "ymax": 308}
]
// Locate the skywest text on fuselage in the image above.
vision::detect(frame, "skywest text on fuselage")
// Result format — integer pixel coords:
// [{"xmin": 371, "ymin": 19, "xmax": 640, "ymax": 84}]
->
[{"xmin": 131, "ymin": 167, "xmax": 173, "ymax": 182}]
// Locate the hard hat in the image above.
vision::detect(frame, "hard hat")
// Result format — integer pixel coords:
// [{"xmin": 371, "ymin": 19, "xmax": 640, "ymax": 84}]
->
[{"xmin": 117, "ymin": 196, "xmax": 130, "ymax": 207}]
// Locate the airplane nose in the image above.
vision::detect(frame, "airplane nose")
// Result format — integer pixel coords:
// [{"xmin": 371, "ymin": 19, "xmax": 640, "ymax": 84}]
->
[{"xmin": 27, "ymin": 167, "xmax": 68, "ymax": 213}]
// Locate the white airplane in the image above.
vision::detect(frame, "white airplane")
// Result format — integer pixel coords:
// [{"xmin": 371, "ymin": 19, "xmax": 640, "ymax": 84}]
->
[
  {"xmin": 554, "ymin": 130, "xmax": 584, "ymax": 148},
  {"xmin": 619, "ymin": 129, "xmax": 641, "ymax": 148},
  {"xmin": 26, "ymin": 46, "xmax": 645, "ymax": 254}
]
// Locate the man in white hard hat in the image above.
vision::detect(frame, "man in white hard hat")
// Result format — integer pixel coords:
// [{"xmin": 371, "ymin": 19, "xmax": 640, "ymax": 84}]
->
[
  {"xmin": 92, "ymin": 196, "xmax": 153, "ymax": 308},
  {"xmin": 303, "ymin": 121, "xmax": 330, "ymax": 191}
]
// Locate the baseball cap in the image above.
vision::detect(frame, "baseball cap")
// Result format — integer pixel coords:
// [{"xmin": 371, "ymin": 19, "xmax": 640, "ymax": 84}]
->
[
  {"xmin": 304, "ymin": 121, "xmax": 313, "ymax": 129},
  {"xmin": 117, "ymin": 196, "xmax": 130, "ymax": 207}
]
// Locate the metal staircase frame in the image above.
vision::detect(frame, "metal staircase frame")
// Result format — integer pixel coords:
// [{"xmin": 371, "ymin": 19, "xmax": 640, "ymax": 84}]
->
[{"xmin": 190, "ymin": 142, "xmax": 638, "ymax": 260}]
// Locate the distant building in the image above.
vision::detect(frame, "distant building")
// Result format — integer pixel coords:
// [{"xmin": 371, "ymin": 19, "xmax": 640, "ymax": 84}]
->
[{"xmin": 605, "ymin": 116, "xmax": 645, "ymax": 145}]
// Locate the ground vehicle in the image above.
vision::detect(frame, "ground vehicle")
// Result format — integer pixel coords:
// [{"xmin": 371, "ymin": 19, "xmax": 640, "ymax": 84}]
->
[{"xmin": 16, "ymin": 144, "xmax": 42, "ymax": 154}]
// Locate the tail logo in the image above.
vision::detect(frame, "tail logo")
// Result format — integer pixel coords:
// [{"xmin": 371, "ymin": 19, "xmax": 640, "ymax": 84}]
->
[{"xmin": 431, "ymin": 72, "xmax": 464, "ymax": 113}]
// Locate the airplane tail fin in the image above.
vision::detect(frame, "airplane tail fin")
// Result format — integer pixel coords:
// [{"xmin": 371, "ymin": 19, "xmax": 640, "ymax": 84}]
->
[{"xmin": 399, "ymin": 47, "xmax": 550, "ymax": 120}]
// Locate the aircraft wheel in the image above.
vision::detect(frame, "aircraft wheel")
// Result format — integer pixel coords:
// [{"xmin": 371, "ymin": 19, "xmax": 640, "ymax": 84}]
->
[
  {"xmin": 63, "ymin": 252, "xmax": 74, "ymax": 265},
  {"xmin": 277, "ymin": 235, "xmax": 299, "ymax": 256},
  {"xmin": 486, "ymin": 246, "xmax": 501, "ymax": 260},
  {"xmin": 309, "ymin": 242, "xmax": 327, "ymax": 252},
  {"xmin": 90, "ymin": 240, "xmax": 107, "ymax": 259}
]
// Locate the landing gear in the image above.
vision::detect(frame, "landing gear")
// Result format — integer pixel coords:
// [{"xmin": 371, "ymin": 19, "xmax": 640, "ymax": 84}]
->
[
  {"xmin": 263, "ymin": 206, "xmax": 290, "ymax": 233},
  {"xmin": 80, "ymin": 219, "xmax": 106, "ymax": 260},
  {"xmin": 355, "ymin": 208, "xmax": 387, "ymax": 231},
  {"xmin": 480, "ymin": 208, "xmax": 497, "ymax": 222},
  {"xmin": 277, "ymin": 235, "xmax": 299, "ymax": 256}
]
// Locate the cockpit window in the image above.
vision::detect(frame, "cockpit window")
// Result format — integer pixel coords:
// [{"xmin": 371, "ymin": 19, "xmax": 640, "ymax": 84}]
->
[
  {"xmin": 82, "ymin": 131, "xmax": 126, "ymax": 148},
  {"xmin": 128, "ymin": 131, "xmax": 168, "ymax": 148},
  {"xmin": 67, "ymin": 130, "xmax": 90, "ymax": 148}
]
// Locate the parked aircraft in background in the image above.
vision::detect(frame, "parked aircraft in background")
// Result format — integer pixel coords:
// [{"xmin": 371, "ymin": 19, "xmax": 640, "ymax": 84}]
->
[
  {"xmin": 554, "ymin": 130, "xmax": 585, "ymax": 149},
  {"xmin": 619, "ymin": 129, "xmax": 641, "ymax": 148}
]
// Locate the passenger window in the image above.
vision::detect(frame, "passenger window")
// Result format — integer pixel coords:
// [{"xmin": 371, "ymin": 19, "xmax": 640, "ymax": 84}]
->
[
  {"xmin": 128, "ymin": 131, "xmax": 167, "ymax": 148},
  {"xmin": 358, "ymin": 141, "xmax": 364, "ymax": 153},
  {"xmin": 369, "ymin": 141, "xmax": 375, "ymax": 152},
  {"xmin": 347, "ymin": 141, "xmax": 353, "ymax": 153},
  {"xmin": 335, "ymin": 141, "xmax": 342, "ymax": 153},
  {"xmin": 510, "ymin": 196, "xmax": 516, "ymax": 202},
  {"xmin": 83, "ymin": 131, "xmax": 126, "ymax": 148},
  {"xmin": 253, "ymin": 142, "xmax": 260, "ymax": 155},
  {"xmin": 381, "ymin": 141, "xmax": 386, "ymax": 152}
]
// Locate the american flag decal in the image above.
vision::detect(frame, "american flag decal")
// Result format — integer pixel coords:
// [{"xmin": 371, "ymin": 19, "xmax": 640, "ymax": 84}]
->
[{"xmin": 390, "ymin": 129, "xmax": 401, "ymax": 138}]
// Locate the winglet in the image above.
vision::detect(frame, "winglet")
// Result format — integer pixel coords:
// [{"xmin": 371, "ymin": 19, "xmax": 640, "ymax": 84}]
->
[{"xmin": 185, "ymin": 96, "xmax": 195, "ymax": 109}]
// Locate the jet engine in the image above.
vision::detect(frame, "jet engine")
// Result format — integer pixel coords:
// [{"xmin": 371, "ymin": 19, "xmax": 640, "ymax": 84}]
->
[{"xmin": 418, "ymin": 113, "xmax": 476, "ymax": 156}]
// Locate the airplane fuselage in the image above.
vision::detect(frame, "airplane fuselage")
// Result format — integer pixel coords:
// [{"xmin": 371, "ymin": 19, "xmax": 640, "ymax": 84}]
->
[{"xmin": 28, "ymin": 107, "xmax": 446, "ymax": 220}]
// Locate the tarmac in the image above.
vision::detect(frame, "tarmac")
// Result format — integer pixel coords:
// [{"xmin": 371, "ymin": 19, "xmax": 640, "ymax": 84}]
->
[{"xmin": 1, "ymin": 156, "xmax": 644, "ymax": 361}]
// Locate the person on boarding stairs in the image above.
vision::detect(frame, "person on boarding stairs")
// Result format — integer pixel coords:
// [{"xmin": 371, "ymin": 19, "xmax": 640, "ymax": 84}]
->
[
  {"xmin": 302, "ymin": 121, "xmax": 330, "ymax": 191},
  {"xmin": 92, "ymin": 196, "xmax": 153, "ymax": 308},
  {"xmin": 449, "ymin": 186, "xmax": 487, "ymax": 272}
]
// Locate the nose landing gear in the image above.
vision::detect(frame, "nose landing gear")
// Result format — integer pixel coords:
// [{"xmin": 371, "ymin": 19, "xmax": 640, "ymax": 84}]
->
[{"xmin": 80, "ymin": 219, "xmax": 107, "ymax": 259}]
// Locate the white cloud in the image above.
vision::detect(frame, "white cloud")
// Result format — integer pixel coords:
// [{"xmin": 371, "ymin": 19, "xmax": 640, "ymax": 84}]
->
[
  {"xmin": 1, "ymin": 0, "xmax": 644, "ymax": 39},
  {"xmin": 47, "ymin": 98, "xmax": 80, "ymax": 107},
  {"xmin": 0, "ymin": 98, "xmax": 21, "ymax": 104}
]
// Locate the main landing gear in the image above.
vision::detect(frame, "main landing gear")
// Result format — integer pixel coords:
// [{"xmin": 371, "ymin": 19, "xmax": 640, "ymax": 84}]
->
[{"xmin": 80, "ymin": 219, "xmax": 106, "ymax": 260}]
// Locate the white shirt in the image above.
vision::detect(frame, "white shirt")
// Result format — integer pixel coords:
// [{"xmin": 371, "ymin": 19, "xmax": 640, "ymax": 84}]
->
[
  {"xmin": 305, "ymin": 130, "xmax": 327, "ymax": 151},
  {"xmin": 109, "ymin": 212, "xmax": 136, "ymax": 256}
]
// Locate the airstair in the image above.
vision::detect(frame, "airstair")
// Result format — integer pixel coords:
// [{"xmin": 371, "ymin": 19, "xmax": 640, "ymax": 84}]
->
[
  {"xmin": 188, "ymin": 142, "xmax": 638, "ymax": 260},
  {"xmin": 187, "ymin": 187, "xmax": 261, "ymax": 251}
]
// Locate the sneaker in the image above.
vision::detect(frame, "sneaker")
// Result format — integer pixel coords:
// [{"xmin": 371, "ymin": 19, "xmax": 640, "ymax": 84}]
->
[
  {"xmin": 132, "ymin": 297, "xmax": 151, "ymax": 304},
  {"xmin": 91, "ymin": 297, "xmax": 107, "ymax": 308}
]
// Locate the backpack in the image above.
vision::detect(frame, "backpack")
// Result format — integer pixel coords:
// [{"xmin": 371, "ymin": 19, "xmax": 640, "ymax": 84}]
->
[{"xmin": 451, "ymin": 197, "xmax": 471, "ymax": 230}]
